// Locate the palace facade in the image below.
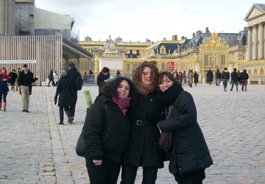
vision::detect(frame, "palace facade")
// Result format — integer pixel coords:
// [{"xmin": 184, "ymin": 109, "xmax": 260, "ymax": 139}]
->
[{"xmin": 79, "ymin": 3, "xmax": 265, "ymax": 84}]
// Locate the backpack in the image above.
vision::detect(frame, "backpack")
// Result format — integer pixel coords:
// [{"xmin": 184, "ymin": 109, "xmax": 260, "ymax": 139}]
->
[{"xmin": 74, "ymin": 72, "xmax": 83, "ymax": 90}]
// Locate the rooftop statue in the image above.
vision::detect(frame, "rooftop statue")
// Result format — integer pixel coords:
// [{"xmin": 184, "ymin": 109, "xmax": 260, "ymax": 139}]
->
[{"xmin": 104, "ymin": 35, "xmax": 117, "ymax": 52}]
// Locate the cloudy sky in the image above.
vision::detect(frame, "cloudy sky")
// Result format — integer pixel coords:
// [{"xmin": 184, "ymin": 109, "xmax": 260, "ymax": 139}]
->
[{"xmin": 35, "ymin": 0, "xmax": 255, "ymax": 42}]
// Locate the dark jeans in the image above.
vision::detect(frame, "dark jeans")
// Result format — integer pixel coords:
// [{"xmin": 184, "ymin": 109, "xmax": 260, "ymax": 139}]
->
[
  {"xmin": 121, "ymin": 165, "xmax": 158, "ymax": 184},
  {"xmin": 70, "ymin": 91, "xmax": 77, "ymax": 117},
  {"xmin": 86, "ymin": 157, "xmax": 121, "ymax": 184},
  {"xmin": 242, "ymin": 80, "xmax": 248, "ymax": 91},
  {"xmin": 59, "ymin": 106, "xmax": 71, "ymax": 122},
  {"xmin": 230, "ymin": 81, "xmax": 238, "ymax": 91},
  {"xmin": 0, "ymin": 92, "xmax": 7, "ymax": 103}
]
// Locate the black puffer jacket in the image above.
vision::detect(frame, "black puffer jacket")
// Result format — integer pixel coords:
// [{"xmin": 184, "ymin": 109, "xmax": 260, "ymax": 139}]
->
[
  {"xmin": 83, "ymin": 96, "xmax": 130, "ymax": 163},
  {"xmin": 55, "ymin": 76, "xmax": 73, "ymax": 107},
  {"xmin": 157, "ymin": 83, "xmax": 213, "ymax": 175},
  {"xmin": 123, "ymin": 91, "xmax": 164, "ymax": 168}
]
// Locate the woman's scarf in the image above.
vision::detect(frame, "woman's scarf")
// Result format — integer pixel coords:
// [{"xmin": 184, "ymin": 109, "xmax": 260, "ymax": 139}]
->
[
  {"xmin": 157, "ymin": 82, "xmax": 183, "ymax": 106},
  {"xmin": 112, "ymin": 96, "xmax": 131, "ymax": 115}
]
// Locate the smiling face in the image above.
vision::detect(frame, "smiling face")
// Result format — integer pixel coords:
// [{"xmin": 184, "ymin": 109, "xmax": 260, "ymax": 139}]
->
[
  {"xmin": 141, "ymin": 66, "xmax": 152, "ymax": 85},
  {"xmin": 117, "ymin": 80, "xmax": 130, "ymax": 98},
  {"xmin": 159, "ymin": 75, "xmax": 173, "ymax": 92}
]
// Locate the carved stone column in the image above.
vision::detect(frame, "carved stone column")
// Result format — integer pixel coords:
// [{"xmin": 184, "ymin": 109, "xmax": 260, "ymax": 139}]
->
[
  {"xmin": 252, "ymin": 25, "xmax": 258, "ymax": 60},
  {"xmin": 247, "ymin": 26, "xmax": 252, "ymax": 61},
  {"xmin": 258, "ymin": 23, "xmax": 264, "ymax": 60}
]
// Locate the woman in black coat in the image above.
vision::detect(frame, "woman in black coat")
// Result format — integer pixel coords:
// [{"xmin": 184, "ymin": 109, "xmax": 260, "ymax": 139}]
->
[
  {"xmin": 54, "ymin": 70, "xmax": 74, "ymax": 125},
  {"xmin": 121, "ymin": 61, "xmax": 164, "ymax": 184},
  {"xmin": 157, "ymin": 72, "xmax": 213, "ymax": 184},
  {"xmin": 83, "ymin": 77, "xmax": 137, "ymax": 184}
]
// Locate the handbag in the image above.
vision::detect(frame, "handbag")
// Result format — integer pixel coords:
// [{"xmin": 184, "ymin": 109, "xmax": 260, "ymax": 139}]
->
[
  {"xmin": 76, "ymin": 133, "xmax": 86, "ymax": 157},
  {"xmin": 159, "ymin": 105, "xmax": 173, "ymax": 152}
]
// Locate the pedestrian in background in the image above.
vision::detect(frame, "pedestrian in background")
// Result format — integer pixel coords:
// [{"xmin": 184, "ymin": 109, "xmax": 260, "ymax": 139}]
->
[
  {"xmin": 221, "ymin": 67, "xmax": 230, "ymax": 92},
  {"xmin": 188, "ymin": 69, "xmax": 194, "ymax": 87},
  {"xmin": 15, "ymin": 67, "xmax": 21, "ymax": 91},
  {"xmin": 182, "ymin": 71, "xmax": 187, "ymax": 86},
  {"xmin": 178, "ymin": 71, "xmax": 183, "ymax": 86},
  {"xmin": 230, "ymin": 68, "xmax": 239, "ymax": 91},
  {"xmin": 67, "ymin": 63, "xmax": 81, "ymax": 121},
  {"xmin": 97, "ymin": 67, "xmax": 110, "ymax": 95},
  {"xmin": 194, "ymin": 71, "xmax": 199, "ymax": 86},
  {"xmin": 83, "ymin": 77, "xmax": 137, "ymax": 184},
  {"xmin": 215, "ymin": 69, "xmax": 221, "ymax": 86},
  {"xmin": 241, "ymin": 69, "xmax": 249, "ymax": 91},
  {"xmin": 8, "ymin": 69, "xmax": 18, "ymax": 91},
  {"xmin": 121, "ymin": 61, "xmax": 164, "ymax": 184},
  {"xmin": 53, "ymin": 70, "xmax": 58, "ymax": 86},
  {"xmin": 54, "ymin": 70, "xmax": 74, "ymax": 125},
  {"xmin": 157, "ymin": 72, "xmax": 213, "ymax": 184},
  {"xmin": 47, "ymin": 69, "xmax": 54, "ymax": 86},
  {"xmin": 18, "ymin": 64, "xmax": 38, "ymax": 112},
  {"xmin": 0, "ymin": 67, "xmax": 11, "ymax": 111},
  {"xmin": 116, "ymin": 70, "xmax": 121, "ymax": 78},
  {"xmin": 206, "ymin": 69, "xmax": 213, "ymax": 85}
]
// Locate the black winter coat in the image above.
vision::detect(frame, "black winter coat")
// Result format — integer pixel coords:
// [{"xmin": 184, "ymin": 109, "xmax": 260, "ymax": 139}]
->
[
  {"xmin": 123, "ymin": 91, "xmax": 164, "ymax": 168},
  {"xmin": 157, "ymin": 84, "xmax": 213, "ymax": 176},
  {"xmin": 83, "ymin": 96, "xmax": 131, "ymax": 163},
  {"xmin": 18, "ymin": 70, "xmax": 38, "ymax": 95},
  {"xmin": 231, "ymin": 71, "xmax": 239, "ymax": 82},
  {"xmin": 55, "ymin": 76, "xmax": 73, "ymax": 107}
]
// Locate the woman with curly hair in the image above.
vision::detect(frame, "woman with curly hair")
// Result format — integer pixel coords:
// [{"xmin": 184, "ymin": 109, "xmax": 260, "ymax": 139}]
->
[
  {"xmin": 121, "ymin": 61, "xmax": 164, "ymax": 184},
  {"xmin": 83, "ymin": 76, "xmax": 137, "ymax": 184}
]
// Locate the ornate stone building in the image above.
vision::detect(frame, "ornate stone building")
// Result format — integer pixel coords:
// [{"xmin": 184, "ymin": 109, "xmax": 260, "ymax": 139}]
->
[{"xmin": 244, "ymin": 3, "xmax": 265, "ymax": 84}]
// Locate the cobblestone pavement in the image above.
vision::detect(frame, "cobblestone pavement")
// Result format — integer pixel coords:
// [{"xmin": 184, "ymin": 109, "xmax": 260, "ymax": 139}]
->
[{"xmin": 0, "ymin": 84, "xmax": 265, "ymax": 184}]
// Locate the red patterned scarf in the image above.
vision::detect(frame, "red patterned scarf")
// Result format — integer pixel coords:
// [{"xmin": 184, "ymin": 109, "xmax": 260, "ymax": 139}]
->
[{"xmin": 112, "ymin": 96, "xmax": 131, "ymax": 115}]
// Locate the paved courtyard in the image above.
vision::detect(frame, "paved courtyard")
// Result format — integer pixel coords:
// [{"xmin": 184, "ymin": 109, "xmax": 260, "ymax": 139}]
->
[{"xmin": 0, "ymin": 84, "xmax": 265, "ymax": 184}]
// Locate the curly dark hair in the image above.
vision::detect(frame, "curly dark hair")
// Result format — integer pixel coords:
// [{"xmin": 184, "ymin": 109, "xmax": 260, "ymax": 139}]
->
[
  {"xmin": 132, "ymin": 61, "xmax": 159, "ymax": 93},
  {"xmin": 102, "ymin": 77, "xmax": 137, "ymax": 106}
]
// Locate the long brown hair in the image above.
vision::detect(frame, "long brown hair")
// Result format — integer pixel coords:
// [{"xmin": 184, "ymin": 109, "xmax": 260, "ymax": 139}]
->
[{"xmin": 132, "ymin": 61, "xmax": 159, "ymax": 94}]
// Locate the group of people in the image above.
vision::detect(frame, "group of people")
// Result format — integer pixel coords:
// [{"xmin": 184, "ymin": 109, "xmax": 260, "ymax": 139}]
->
[
  {"xmin": 0, "ymin": 64, "xmax": 37, "ymax": 112},
  {"xmin": 217, "ymin": 68, "xmax": 249, "ymax": 92},
  {"xmin": 83, "ymin": 61, "xmax": 213, "ymax": 184},
  {"xmin": 173, "ymin": 69, "xmax": 199, "ymax": 87}
]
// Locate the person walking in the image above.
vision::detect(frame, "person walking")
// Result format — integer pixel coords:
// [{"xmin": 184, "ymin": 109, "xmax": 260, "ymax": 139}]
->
[
  {"xmin": 194, "ymin": 71, "xmax": 199, "ymax": 86},
  {"xmin": 121, "ymin": 61, "xmax": 164, "ymax": 184},
  {"xmin": 47, "ymin": 69, "xmax": 54, "ymax": 86},
  {"xmin": 67, "ymin": 63, "xmax": 81, "ymax": 121},
  {"xmin": 157, "ymin": 72, "xmax": 213, "ymax": 184},
  {"xmin": 8, "ymin": 69, "xmax": 18, "ymax": 91},
  {"xmin": 230, "ymin": 68, "xmax": 239, "ymax": 91},
  {"xmin": 96, "ymin": 67, "xmax": 110, "ymax": 95},
  {"xmin": 215, "ymin": 69, "xmax": 221, "ymax": 86},
  {"xmin": 18, "ymin": 64, "xmax": 38, "ymax": 112},
  {"xmin": 178, "ymin": 71, "xmax": 183, "ymax": 86},
  {"xmin": 15, "ymin": 68, "xmax": 21, "ymax": 91},
  {"xmin": 182, "ymin": 71, "xmax": 187, "ymax": 86},
  {"xmin": 206, "ymin": 69, "xmax": 213, "ymax": 85},
  {"xmin": 188, "ymin": 69, "xmax": 194, "ymax": 87},
  {"xmin": 221, "ymin": 67, "xmax": 230, "ymax": 92},
  {"xmin": 241, "ymin": 69, "xmax": 249, "ymax": 91},
  {"xmin": 53, "ymin": 70, "xmax": 58, "ymax": 86},
  {"xmin": 116, "ymin": 70, "xmax": 121, "ymax": 78},
  {"xmin": 0, "ymin": 68, "xmax": 11, "ymax": 111},
  {"xmin": 54, "ymin": 70, "xmax": 74, "ymax": 125},
  {"xmin": 83, "ymin": 77, "xmax": 137, "ymax": 184}
]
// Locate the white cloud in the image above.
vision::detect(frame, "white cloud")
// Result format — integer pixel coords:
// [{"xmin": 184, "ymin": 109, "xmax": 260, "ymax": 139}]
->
[{"xmin": 35, "ymin": 0, "xmax": 255, "ymax": 42}]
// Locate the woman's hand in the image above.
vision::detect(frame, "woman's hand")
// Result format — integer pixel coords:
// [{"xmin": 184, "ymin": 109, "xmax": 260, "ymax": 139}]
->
[{"xmin": 93, "ymin": 160, "xmax": 102, "ymax": 166}]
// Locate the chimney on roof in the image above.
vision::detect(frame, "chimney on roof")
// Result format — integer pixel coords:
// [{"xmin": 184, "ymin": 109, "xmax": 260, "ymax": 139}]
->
[
  {"xmin": 163, "ymin": 38, "xmax": 166, "ymax": 40},
  {"xmin": 172, "ymin": 35, "xmax": 178, "ymax": 41}
]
